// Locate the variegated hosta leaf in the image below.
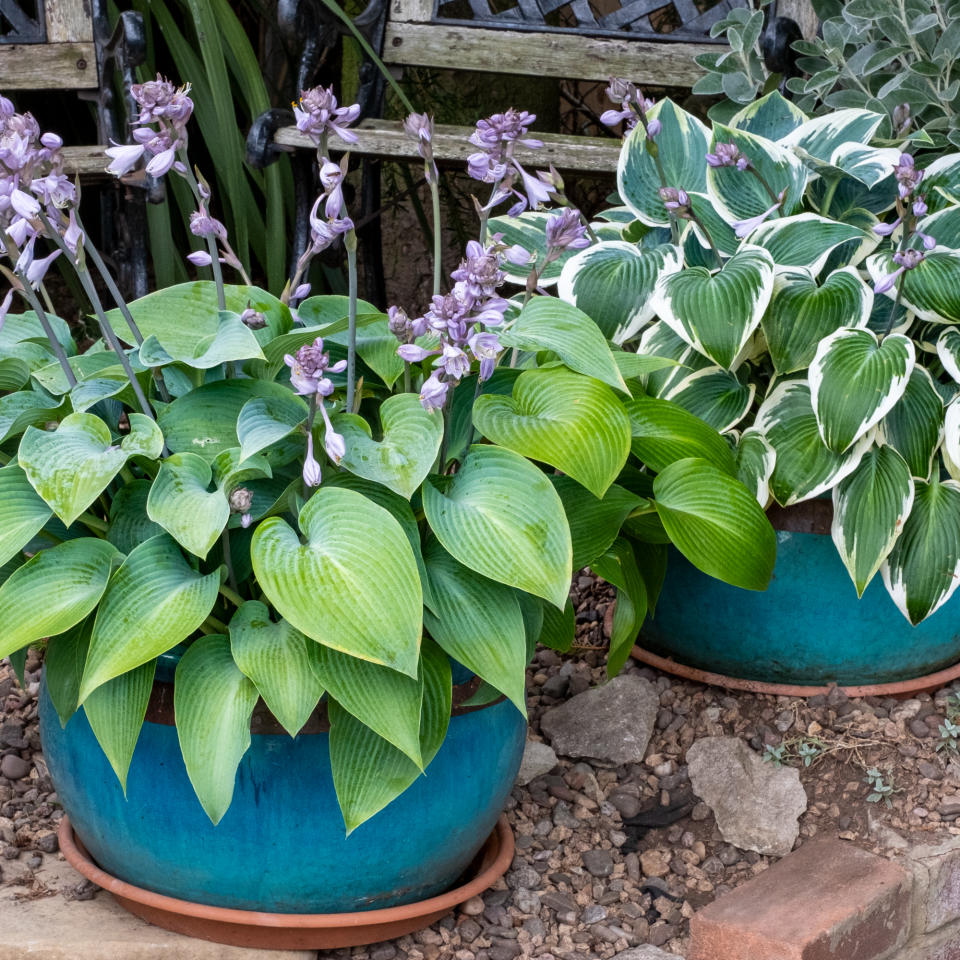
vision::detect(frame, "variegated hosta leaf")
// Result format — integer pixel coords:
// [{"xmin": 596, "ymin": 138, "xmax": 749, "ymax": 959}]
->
[
  {"xmin": 832, "ymin": 445, "xmax": 914, "ymax": 597},
  {"xmin": 762, "ymin": 267, "xmax": 873, "ymax": 375},
  {"xmin": 728, "ymin": 90, "xmax": 808, "ymax": 142},
  {"xmin": 867, "ymin": 248, "xmax": 960, "ymax": 323},
  {"xmin": 944, "ymin": 401, "xmax": 960, "ymax": 481},
  {"xmin": 19, "ymin": 412, "xmax": 163, "ymax": 527},
  {"xmin": 746, "ymin": 214, "xmax": 874, "ymax": 274},
  {"xmin": 649, "ymin": 245, "xmax": 775, "ymax": 370},
  {"xmin": 637, "ymin": 322, "xmax": 713, "ymax": 397},
  {"xmin": 755, "ymin": 381, "xmax": 873, "ymax": 506},
  {"xmin": 236, "ymin": 393, "xmax": 308, "ymax": 463},
  {"xmin": 663, "ymin": 366, "xmax": 755, "ymax": 433},
  {"xmin": 735, "ymin": 428, "xmax": 775, "ymax": 507},
  {"xmin": 556, "ymin": 242, "xmax": 682, "ymax": 344},
  {"xmin": 617, "ymin": 99, "xmax": 710, "ymax": 227},
  {"xmin": 882, "ymin": 477, "xmax": 960, "ymax": 625},
  {"xmin": 0, "ymin": 463, "xmax": 52, "ymax": 567},
  {"xmin": 917, "ymin": 205, "xmax": 960, "ymax": 252},
  {"xmin": 138, "ymin": 310, "xmax": 265, "ymax": 369},
  {"xmin": 829, "ymin": 144, "xmax": 901, "ymax": 189},
  {"xmin": 809, "ymin": 328, "xmax": 914, "ymax": 453},
  {"xmin": 681, "ymin": 192, "xmax": 739, "ymax": 265},
  {"xmin": 472, "ymin": 367, "xmax": 631, "ymax": 498},
  {"xmin": 878, "ymin": 367, "xmax": 944, "ymax": 479},
  {"xmin": 918, "ymin": 154, "xmax": 960, "ymax": 216},
  {"xmin": 938, "ymin": 328, "xmax": 960, "ymax": 383},
  {"xmin": 778, "ymin": 108, "xmax": 885, "ymax": 165},
  {"xmin": 706, "ymin": 124, "xmax": 808, "ymax": 224}
]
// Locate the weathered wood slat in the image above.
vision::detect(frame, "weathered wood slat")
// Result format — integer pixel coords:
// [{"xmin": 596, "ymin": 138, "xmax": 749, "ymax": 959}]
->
[
  {"xmin": 275, "ymin": 118, "xmax": 623, "ymax": 173},
  {"xmin": 382, "ymin": 22, "xmax": 714, "ymax": 86},
  {"xmin": 61, "ymin": 145, "xmax": 111, "ymax": 176},
  {"xmin": 0, "ymin": 43, "xmax": 98, "ymax": 89},
  {"xmin": 389, "ymin": 0, "xmax": 435, "ymax": 24},
  {"xmin": 45, "ymin": 0, "xmax": 95, "ymax": 43}
]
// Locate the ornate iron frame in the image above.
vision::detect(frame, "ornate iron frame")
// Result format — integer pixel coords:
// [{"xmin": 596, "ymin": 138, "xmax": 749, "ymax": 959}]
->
[{"xmin": 0, "ymin": 0, "xmax": 46, "ymax": 44}]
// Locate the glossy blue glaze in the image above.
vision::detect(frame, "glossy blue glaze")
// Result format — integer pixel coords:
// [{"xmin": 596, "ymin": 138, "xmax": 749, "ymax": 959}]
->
[
  {"xmin": 643, "ymin": 529, "xmax": 960, "ymax": 686},
  {"xmin": 39, "ymin": 681, "xmax": 525, "ymax": 913}
]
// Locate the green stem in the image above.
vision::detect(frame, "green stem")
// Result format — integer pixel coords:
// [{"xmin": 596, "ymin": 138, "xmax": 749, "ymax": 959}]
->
[
  {"xmin": 219, "ymin": 582, "xmax": 245, "ymax": 608},
  {"xmin": 438, "ymin": 382, "xmax": 455, "ymax": 471},
  {"xmin": 403, "ymin": 361, "xmax": 412, "ymax": 394},
  {"xmin": 346, "ymin": 232, "xmax": 359, "ymax": 412},
  {"xmin": 78, "ymin": 513, "xmax": 109, "ymax": 535},
  {"xmin": 202, "ymin": 614, "xmax": 229, "ymax": 634},
  {"xmin": 13, "ymin": 271, "xmax": 77, "ymax": 387},
  {"xmin": 429, "ymin": 168, "xmax": 443, "ymax": 298},
  {"xmin": 220, "ymin": 528, "xmax": 239, "ymax": 595},
  {"xmin": 177, "ymin": 155, "xmax": 227, "ymax": 311},
  {"xmin": 819, "ymin": 177, "xmax": 840, "ymax": 219},
  {"xmin": 689, "ymin": 213, "xmax": 723, "ymax": 268},
  {"xmin": 747, "ymin": 165, "xmax": 781, "ymax": 207}
]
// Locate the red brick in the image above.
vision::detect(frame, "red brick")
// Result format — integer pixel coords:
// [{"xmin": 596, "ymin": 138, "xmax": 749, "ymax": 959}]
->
[{"xmin": 688, "ymin": 838, "xmax": 911, "ymax": 960}]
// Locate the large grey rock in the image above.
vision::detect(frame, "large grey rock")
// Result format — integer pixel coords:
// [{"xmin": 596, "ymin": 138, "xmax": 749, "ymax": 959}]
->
[
  {"xmin": 612, "ymin": 947, "xmax": 678, "ymax": 960},
  {"xmin": 687, "ymin": 736, "xmax": 807, "ymax": 857},
  {"xmin": 540, "ymin": 675, "xmax": 658, "ymax": 765},
  {"xmin": 515, "ymin": 740, "xmax": 558, "ymax": 785}
]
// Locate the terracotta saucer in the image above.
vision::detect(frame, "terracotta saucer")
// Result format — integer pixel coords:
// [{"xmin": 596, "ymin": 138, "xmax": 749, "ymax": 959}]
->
[{"xmin": 58, "ymin": 814, "xmax": 514, "ymax": 950}]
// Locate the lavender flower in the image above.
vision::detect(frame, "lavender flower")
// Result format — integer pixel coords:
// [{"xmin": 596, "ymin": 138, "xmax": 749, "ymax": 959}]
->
[
  {"xmin": 658, "ymin": 187, "xmax": 693, "ymax": 220},
  {"xmin": 894, "ymin": 153, "xmax": 923, "ymax": 198},
  {"xmin": 186, "ymin": 250, "xmax": 212, "ymax": 266},
  {"xmin": 284, "ymin": 337, "xmax": 346, "ymax": 396},
  {"xmin": 873, "ymin": 217, "xmax": 901, "ymax": 237},
  {"xmin": 294, "ymin": 86, "xmax": 360, "ymax": 146},
  {"xmin": 404, "ymin": 112, "xmax": 437, "ymax": 181},
  {"xmin": 319, "ymin": 159, "xmax": 346, "ymax": 219},
  {"xmin": 317, "ymin": 401, "xmax": 345, "ymax": 464},
  {"xmin": 291, "ymin": 283, "xmax": 311, "ymax": 305},
  {"xmin": 600, "ymin": 78, "xmax": 656, "ymax": 134},
  {"xmin": 420, "ymin": 371, "xmax": 448, "ymax": 411},
  {"xmin": 544, "ymin": 208, "xmax": 589, "ymax": 256},
  {"xmin": 706, "ymin": 142, "xmax": 748, "ymax": 170},
  {"xmin": 731, "ymin": 199, "xmax": 782, "ymax": 239},
  {"xmin": 189, "ymin": 206, "xmax": 227, "ymax": 240},
  {"xmin": 874, "ymin": 248, "xmax": 927, "ymax": 295},
  {"xmin": 388, "ymin": 305, "xmax": 415, "ymax": 344},
  {"xmin": 913, "ymin": 197, "xmax": 928, "ymax": 217},
  {"xmin": 241, "ymin": 306, "xmax": 267, "ymax": 329},
  {"xmin": 0, "ymin": 287, "xmax": 12, "ymax": 334},
  {"xmin": 62, "ymin": 209, "xmax": 83, "ymax": 255}
]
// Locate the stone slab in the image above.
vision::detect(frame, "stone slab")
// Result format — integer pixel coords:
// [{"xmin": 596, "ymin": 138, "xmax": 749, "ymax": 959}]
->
[
  {"xmin": 909, "ymin": 836, "xmax": 960, "ymax": 934},
  {"xmin": 0, "ymin": 856, "xmax": 316, "ymax": 960}
]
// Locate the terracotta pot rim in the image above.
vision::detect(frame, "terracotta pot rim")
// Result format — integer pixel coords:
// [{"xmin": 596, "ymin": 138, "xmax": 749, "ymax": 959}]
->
[
  {"xmin": 630, "ymin": 644, "xmax": 960, "ymax": 698},
  {"xmin": 58, "ymin": 813, "xmax": 513, "ymax": 930}
]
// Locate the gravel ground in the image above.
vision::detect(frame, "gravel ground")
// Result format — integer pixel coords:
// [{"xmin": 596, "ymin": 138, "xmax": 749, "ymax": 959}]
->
[{"xmin": 5, "ymin": 572, "xmax": 960, "ymax": 959}]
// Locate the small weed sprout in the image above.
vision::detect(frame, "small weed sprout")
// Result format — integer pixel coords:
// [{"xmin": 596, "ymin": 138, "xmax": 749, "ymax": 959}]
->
[
  {"xmin": 762, "ymin": 744, "xmax": 787, "ymax": 767},
  {"xmin": 937, "ymin": 717, "xmax": 960, "ymax": 752},
  {"xmin": 864, "ymin": 767, "xmax": 898, "ymax": 808},
  {"xmin": 762, "ymin": 736, "xmax": 824, "ymax": 768}
]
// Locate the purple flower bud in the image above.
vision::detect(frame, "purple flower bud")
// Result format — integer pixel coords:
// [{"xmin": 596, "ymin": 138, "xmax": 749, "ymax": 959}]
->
[
  {"xmin": 913, "ymin": 197, "xmax": 928, "ymax": 217},
  {"xmin": 894, "ymin": 153, "xmax": 924, "ymax": 198},
  {"xmin": 874, "ymin": 267, "xmax": 904, "ymax": 295},
  {"xmin": 600, "ymin": 108, "xmax": 633, "ymax": 128},
  {"xmin": 545, "ymin": 207, "xmax": 590, "ymax": 254},
  {"xmin": 292, "ymin": 283, "xmax": 311, "ymax": 303},
  {"xmin": 40, "ymin": 132, "xmax": 62, "ymax": 150},
  {"xmin": 731, "ymin": 200, "xmax": 782, "ymax": 239},
  {"xmin": 7, "ymin": 216, "xmax": 30, "ymax": 247},
  {"xmin": 0, "ymin": 96, "xmax": 14, "ymax": 118},
  {"xmin": 706, "ymin": 142, "xmax": 744, "ymax": 168},
  {"xmin": 397, "ymin": 343, "xmax": 434, "ymax": 362},
  {"xmin": 10, "ymin": 188, "xmax": 38, "ymax": 219},
  {"xmin": 187, "ymin": 250, "xmax": 212, "ymax": 266},
  {"xmin": 918, "ymin": 231, "xmax": 937, "ymax": 250},
  {"xmin": 504, "ymin": 244, "xmax": 532, "ymax": 266},
  {"xmin": 63, "ymin": 209, "xmax": 83, "ymax": 255},
  {"xmin": 646, "ymin": 118, "xmax": 662, "ymax": 138},
  {"xmin": 873, "ymin": 218, "xmax": 901, "ymax": 237},
  {"xmin": 0, "ymin": 288, "xmax": 13, "ymax": 335},
  {"xmin": 228, "ymin": 487, "xmax": 254, "ymax": 514},
  {"xmin": 403, "ymin": 112, "xmax": 433, "ymax": 143},
  {"xmin": 303, "ymin": 433, "xmax": 322, "ymax": 487},
  {"xmin": 419, "ymin": 372, "xmax": 448, "ymax": 411},
  {"xmin": 189, "ymin": 207, "xmax": 227, "ymax": 240},
  {"xmin": 319, "ymin": 402, "xmax": 345, "ymax": 464},
  {"xmin": 241, "ymin": 307, "xmax": 267, "ymax": 329},
  {"xmin": 658, "ymin": 187, "xmax": 690, "ymax": 215},
  {"xmin": 606, "ymin": 77, "xmax": 637, "ymax": 103},
  {"xmin": 145, "ymin": 145, "xmax": 176, "ymax": 178}
]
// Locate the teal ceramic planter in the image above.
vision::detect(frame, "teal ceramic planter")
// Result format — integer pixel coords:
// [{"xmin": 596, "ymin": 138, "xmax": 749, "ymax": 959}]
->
[
  {"xmin": 642, "ymin": 503, "xmax": 960, "ymax": 686},
  {"xmin": 38, "ymin": 661, "xmax": 525, "ymax": 914}
]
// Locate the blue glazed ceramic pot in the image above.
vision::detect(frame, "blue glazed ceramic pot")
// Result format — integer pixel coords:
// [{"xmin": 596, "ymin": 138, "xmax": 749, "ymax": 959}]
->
[
  {"xmin": 642, "ymin": 501, "xmax": 960, "ymax": 686},
  {"xmin": 38, "ymin": 659, "xmax": 525, "ymax": 913}
]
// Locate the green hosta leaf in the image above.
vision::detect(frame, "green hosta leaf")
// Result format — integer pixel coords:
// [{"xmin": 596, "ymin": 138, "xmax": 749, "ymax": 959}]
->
[
  {"xmin": 728, "ymin": 90, "xmax": 809, "ymax": 141},
  {"xmin": 539, "ymin": 598, "xmax": 575, "ymax": 653},
  {"xmin": 329, "ymin": 637, "xmax": 451, "ymax": 833},
  {"xmin": 762, "ymin": 266, "xmax": 874, "ymax": 374},
  {"xmin": 19, "ymin": 413, "xmax": 162, "ymax": 526},
  {"xmin": 653, "ymin": 457, "xmax": 776, "ymax": 591},
  {"xmin": 228, "ymin": 602, "xmax": 324, "ymax": 738},
  {"xmin": 867, "ymin": 249, "xmax": 960, "ymax": 323},
  {"xmin": 882, "ymin": 477, "xmax": 960, "ymax": 624},
  {"xmin": 336, "ymin": 393, "xmax": 444, "ymax": 499},
  {"xmin": 0, "ymin": 538, "xmax": 120, "ymax": 660},
  {"xmin": 106, "ymin": 480, "xmax": 164, "ymax": 554},
  {"xmin": 422, "ymin": 444, "xmax": 572, "ymax": 609},
  {"xmin": 940, "ymin": 327, "xmax": 960, "ymax": 383},
  {"xmin": 32, "ymin": 351, "xmax": 139, "ymax": 396},
  {"xmin": 756, "ymin": 381, "xmax": 873, "ymax": 505},
  {"xmin": 326, "ymin": 313, "xmax": 405, "ymax": 388},
  {"xmin": 663, "ymin": 366, "xmax": 755, "ymax": 433},
  {"xmin": 44, "ymin": 619, "xmax": 90, "ymax": 728},
  {"xmin": 556, "ymin": 242, "xmax": 682, "ymax": 344},
  {"xmin": 650, "ymin": 246, "xmax": 775, "ymax": 370},
  {"xmin": 0, "ymin": 310, "xmax": 74, "ymax": 355},
  {"xmin": 746, "ymin": 214, "xmax": 874, "ymax": 274},
  {"xmin": 625, "ymin": 395, "xmax": 736, "ymax": 474},
  {"xmin": 499, "ymin": 297, "xmax": 628, "ymax": 392},
  {"xmin": 0, "ymin": 391, "xmax": 62, "ymax": 445},
  {"xmin": 615, "ymin": 352, "xmax": 679, "ymax": 382},
  {"xmin": 80, "ymin": 535, "xmax": 221, "ymax": 700},
  {"xmin": 424, "ymin": 541, "xmax": 527, "ymax": 714},
  {"xmin": 174, "ymin": 634, "xmax": 258, "ymax": 824},
  {"xmin": 618, "ymin": 99, "xmax": 710, "ymax": 227},
  {"xmin": 251, "ymin": 486, "xmax": 422, "ymax": 676},
  {"xmin": 810, "ymin": 328, "xmax": 914, "ymax": 453},
  {"xmin": 311, "ymin": 644, "xmax": 423, "ymax": 766},
  {"xmin": 592, "ymin": 538, "xmax": 647, "ymax": 676},
  {"xmin": 138, "ymin": 311, "xmax": 265, "ymax": 369},
  {"xmin": 472, "ymin": 367, "xmax": 631, "ymax": 498},
  {"xmin": 779, "ymin": 108, "xmax": 885, "ymax": 164},
  {"xmin": 84, "ymin": 661, "xmax": 154, "ymax": 792},
  {"xmin": 706, "ymin": 125, "xmax": 808, "ymax": 223},
  {"xmin": 833, "ymin": 445, "xmax": 914, "ymax": 597},
  {"xmin": 0, "ymin": 463, "xmax": 52, "ymax": 567},
  {"xmin": 878, "ymin": 366, "xmax": 944, "ymax": 479},
  {"xmin": 236, "ymin": 394, "xmax": 309, "ymax": 463},
  {"xmin": 735, "ymin": 428, "xmax": 776, "ymax": 506}
]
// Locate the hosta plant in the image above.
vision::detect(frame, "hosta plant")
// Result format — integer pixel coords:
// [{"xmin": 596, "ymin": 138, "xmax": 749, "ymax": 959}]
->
[{"xmin": 0, "ymin": 83, "xmax": 770, "ymax": 829}]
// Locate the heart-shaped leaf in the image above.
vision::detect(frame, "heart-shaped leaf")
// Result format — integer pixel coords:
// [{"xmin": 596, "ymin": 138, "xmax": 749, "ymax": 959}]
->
[
  {"xmin": 833, "ymin": 445, "xmax": 914, "ymax": 597},
  {"xmin": 236, "ymin": 393, "xmax": 308, "ymax": 462},
  {"xmin": 779, "ymin": 108, "xmax": 885, "ymax": 165},
  {"xmin": 422, "ymin": 445, "xmax": 572, "ymax": 609},
  {"xmin": 0, "ymin": 391, "xmax": 63, "ymax": 445},
  {"xmin": 138, "ymin": 311, "xmax": 265, "ymax": 369},
  {"xmin": 472, "ymin": 367, "xmax": 631, "ymax": 498},
  {"xmin": 735, "ymin": 428, "xmax": 776, "ymax": 507},
  {"xmin": 228, "ymin": 601, "xmax": 325, "ymax": 738},
  {"xmin": 914, "ymin": 205, "xmax": 960, "ymax": 250},
  {"xmin": 106, "ymin": 480, "xmax": 165, "ymax": 554},
  {"xmin": 650, "ymin": 245, "xmax": 775, "ymax": 370},
  {"xmin": 80, "ymin": 535, "xmax": 221, "ymax": 700},
  {"xmin": 762, "ymin": 266, "xmax": 874, "ymax": 374},
  {"xmin": 810, "ymin": 327, "xmax": 915, "ymax": 453},
  {"xmin": 867, "ymin": 249, "xmax": 960, "ymax": 323},
  {"xmin": 663, "ymin": 366, "xmax": 755, "ymax": 433},
  {"xmin": 44, "ymin": 618, "xmax": 91, "ymax": 728},
  {"xmin": 251, "ymin": 486, "xmax": 422, "ymax": 676},
  {"xmin": 0, "ymin": 463, "xmax": 52, "ymax": 567},
  {"xmin": 729, "ymin": 90, "xmax": 808, "ymax": 141},
  {"xmin": 335, "ymin": 393, "xmax": 444, "ymax": 499},
  {"xmin": 878, "ymin": 366, "xmax": 944, "ymax": 479},
  {"xmin": 327, "ymin": 312, "xmax": 406, "ymax": 388},
  {"xmin": 747, "ymin": 214, "xmax": 874, "ymax": 274},
  {"xmin": 938, "ymin": 327, "xmax": 960, "ymax": 383}
]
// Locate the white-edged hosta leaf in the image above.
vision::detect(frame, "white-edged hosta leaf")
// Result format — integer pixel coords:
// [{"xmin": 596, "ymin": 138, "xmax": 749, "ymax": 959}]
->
[
  {"xmin": 735, "ymin": 428, "xmax": 775, "ymax": 506},
  {"xmin": 778, "ymin": 108, "xmax": 885, "ymax": 164},
  {"xmin": 499, "ymin": 297, "xmax": 627, "ymax": 392},
  {"xmin": 881, "ymin": 476, "xmax": 960, "ymax": 624},
  {"xmin": 913, "ymin": 204, "xmax": 960, "ymax": 250},
  {"xmin": 174, "ymin": 634, "xmax": 258, "ymax": 824},
  {"xmin": 938, "ymin": 327, "xmax": 960, "ymax": 383},
  {"xmin": 832, "ymin": 444, "xmax": 914, "ymax": 597},
  {"xmin": 556, "ymin": 242, "xmax": 682, "ymax": 343},
  {"xmin": 810, "ymin": 327, "xmax": 914, "ymax": 453},
  {"xmin": 618, "ymin": 99, "xmax": 710, "ymax": 227},
  {"xmin": 625, "ymin": 395, "xmax": 736, "ymax": 474},
  {"xmin": 422, "ymin": 444, "xmax": 572, "ymax": 609},
  {"xmin": 228, "ymin": 601, "xmax": 325, "ymax": 738},
  {"xmin": 44, "ymin": 618, "xmax": 91, "ymax": 728},
  {"xmin": 755, "ymin": 380, "xmax": 873, "ymax": 505},
  {"xmin": 335, "ymin": 393, "xmax": 444, "ymax": 499},
  {"xmin": 591, "ymin": 537, "xmax": 647, "ymax": 677},
  {"xmin": 867, "ymin": 248, "xmax": 960, "ymax": 323},
  {"xmin": 311, "ymin": 644, "xmax": 423, "ymax": 766},
  {"xmin": 663, "ymin": 366, "xmax": 755, "ymax": 433},
  {"xmin": 762, "ymin": 266, "xmax": 874, "ymax": 374},
  {"xmin": 946, "ymin": 401, "xmax": 960, "ymax": 477},
  {"xmin": 79, "ymin": 535, "xmax": 220, "ymax": 701},
  {"xmin": 424, "ymin": 540, "xmax": 527, "ymax": 714},
  {"xmin": 638, "ymin": 322, "xmax": 714, "ymax": 397},
  {"xmin": 614, "ymin": 352, "xmax": 678, "ymax": 382},
  {"xmin": 878, "ymin": 366, "xmax": 944, "ymax": 479},
  {"xmin": 0, "ymin": 391, "xmax": 63, "ymax": 445},
  {"xmin": 236, "ymin": 393, "xmax": 308, "ymax": 463},
  {"xmin": 0, "ymin": 463, "xmax": 52, "ymax": 567},
  {"xmin": 653, "ymin": 457, "xmax": 776, "ymax": 591},
  {"xmin": 830, "ymin": 143, "xmax": 901, "ymax": 188},
  {"xmin": 19, "ymin": 412, "xmax": 162, "ymax": 526},
  {"xmin": 746, "ymin": 214, "xmax": 874, "ymax": 274},
  {"xmin": 472, "ymin": 367, "xmax": 631, "ymax": 498},
  {"xmin": 138, "ymin": 310, "xmax": 265, "ymax": 369},
  {"xmin": 681, "ymin": 191, "xmax": 739, "ymax": 262},
  {"xmin": 650, "ymin": 245, "xmax": 775, "ymax": 370},
  {"xmin": 0, "ymin": 538, "xmax": 120, "ymax": 661},
  {"xmin": 728, "ymin": 90, "xmax": 809, "ymax": 141},
  {"xmin": 84, "ymin": 660, "xmax": 155, "ymax": 792},
  {"xmin": 329, "ymin": 637, "xmax": 451, "ymax": 834},
  {"xmin": 920, "ymin": 154, "xmax": 960, "ymax": 215},
  {"xmin": 251, "ymin": 486, "xmax": 422, "ymax": 676}
]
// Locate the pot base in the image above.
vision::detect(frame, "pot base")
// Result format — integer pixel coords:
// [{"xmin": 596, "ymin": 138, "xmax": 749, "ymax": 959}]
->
[{"xmin": 58, "ymin": 815, "xmax": 514, "ymax": 950}]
